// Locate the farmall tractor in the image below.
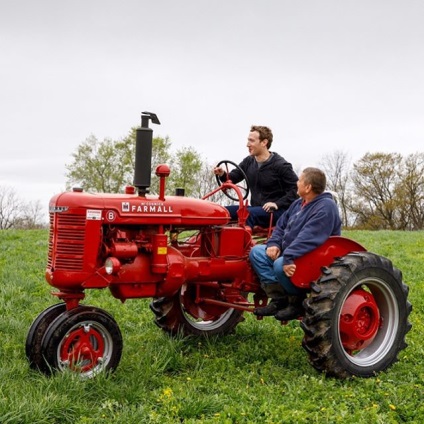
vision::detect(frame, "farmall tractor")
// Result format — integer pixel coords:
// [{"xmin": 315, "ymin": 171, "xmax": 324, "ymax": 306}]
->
[{"xmin": 26, "ymin": 112, "xmax": 412, "ymax": 379}]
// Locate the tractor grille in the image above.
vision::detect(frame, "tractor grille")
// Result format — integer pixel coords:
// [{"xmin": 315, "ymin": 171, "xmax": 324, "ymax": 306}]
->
[{"xmin": 48, "ymin": 213, "xmax": 86, "ymax": 271}]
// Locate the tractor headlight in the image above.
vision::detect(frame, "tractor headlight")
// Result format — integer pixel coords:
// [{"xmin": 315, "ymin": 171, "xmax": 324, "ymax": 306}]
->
[{"xmin": 105, "ymin": 257, "xmax": 121, "ymax": 275}]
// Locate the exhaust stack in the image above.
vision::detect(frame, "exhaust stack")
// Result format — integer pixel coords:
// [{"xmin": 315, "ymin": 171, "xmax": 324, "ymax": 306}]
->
[{"xmin": 134, "ymin": 111, "xmax": 160, "ymax": 196}]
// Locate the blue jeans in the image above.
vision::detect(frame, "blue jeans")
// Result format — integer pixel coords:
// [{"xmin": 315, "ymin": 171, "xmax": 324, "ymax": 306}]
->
[
  {"xmin": 226, "ymin": 205, "xmax": 285, "ymax": 228},
  {"xmin": 249, "ymin": 244, "xmax": 305, "ymax": 295}
]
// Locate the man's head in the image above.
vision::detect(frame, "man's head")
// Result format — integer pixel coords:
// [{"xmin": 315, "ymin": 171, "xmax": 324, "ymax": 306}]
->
[
  {"xmin": 249, "ymin": 126, "xmax": 273, "ymax": 149},
  {"xmin": 297, "ymin": 167, "xmax": 327, "ymax": 199}
]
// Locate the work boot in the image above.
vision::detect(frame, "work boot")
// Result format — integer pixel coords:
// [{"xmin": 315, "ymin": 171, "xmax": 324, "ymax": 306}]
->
[
  {"xmin": 254, "ymin": 283, "xmax": 288, "ymax": 316},
  {"xmin": 274, "ymin": 295, "xmax": 306, "ymax": 321}
]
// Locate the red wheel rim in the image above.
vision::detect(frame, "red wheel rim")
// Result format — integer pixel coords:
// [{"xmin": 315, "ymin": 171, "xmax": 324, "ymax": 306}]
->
[
  {"xmin": 339, "ymin": 289, "xmax": 381, "ymax": 353},
  {"xmin": 60, "ymin": 324, "xmax": 105, "ymax": 372}
]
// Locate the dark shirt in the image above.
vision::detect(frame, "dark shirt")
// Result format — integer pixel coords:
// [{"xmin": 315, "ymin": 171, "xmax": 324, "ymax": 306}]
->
[{"xmin": 223, "ymin": 152, "xmax": 298, "ymax": 211}]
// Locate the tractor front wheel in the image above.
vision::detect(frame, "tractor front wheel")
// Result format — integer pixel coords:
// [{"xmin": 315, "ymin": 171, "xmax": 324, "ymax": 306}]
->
[
  {"xmin": 26, "ymin": 303, "xmax": 67, "ymax": 371},
  {"xmin": 150, "ymin": 283, "xmax": 245, "ymax": 336},
  {"xmin": 40, "ymin": 306, "xmax": 123, "ymax": 378},
  {"xmin": 301, "ymin": 252, "xmax": 412, "ymax": 378}
]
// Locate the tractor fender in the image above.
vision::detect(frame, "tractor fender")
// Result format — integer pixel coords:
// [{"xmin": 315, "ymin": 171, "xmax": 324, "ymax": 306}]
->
[{"xmin": 291, "ymin": 236, "xmax": 366, "ymax": 289}]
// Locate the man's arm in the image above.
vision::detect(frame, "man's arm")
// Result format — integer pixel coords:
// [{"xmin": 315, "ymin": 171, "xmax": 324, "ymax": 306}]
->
[
  {"xmin": 216, "ymin": 157, "xmax": 249, "ymax": 185},
  {"xmin": 266, "ymin": 202, "xmax": 295, "ymax": 247}
]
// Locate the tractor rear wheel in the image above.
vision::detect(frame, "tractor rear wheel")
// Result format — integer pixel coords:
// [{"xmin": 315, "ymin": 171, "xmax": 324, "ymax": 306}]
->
[
  {"xmin": 26, "ymin": 303, "xmax": 67, "ymax": 371},
  {"xmin": 301, "ymin": 252, "xmax": 412, "ymax": 378},
  {"xmin": 40, "ymin": 306, "xmax": 123, "ymax": 378},
  {"xmin": 150, "ymin": 283, "xmax": 245, "ymax": 336}
]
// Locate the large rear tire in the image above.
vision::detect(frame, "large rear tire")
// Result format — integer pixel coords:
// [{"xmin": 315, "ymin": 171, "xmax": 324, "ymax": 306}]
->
[
  {"xmin": 301, "ymin": 252, "xmax": 412, "ymax": 378},
  {"xmin": 150, "ymin": 283, "xmax": 245, "ymax": 336}
]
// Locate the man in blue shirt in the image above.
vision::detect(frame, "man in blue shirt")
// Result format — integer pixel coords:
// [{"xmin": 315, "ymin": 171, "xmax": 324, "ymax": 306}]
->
[{"xmin": 249, "ymin": 167, "xmax": 342, "ymax": 321}]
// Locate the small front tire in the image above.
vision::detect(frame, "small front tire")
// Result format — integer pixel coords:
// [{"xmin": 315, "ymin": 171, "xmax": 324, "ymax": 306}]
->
[
  {"xmin": 26, "ymin": 303, "xmax": 67, "ymax": 371},
  {"xmin": 40, "ymin": 306, "xmax": 123, "ymax": 378}
]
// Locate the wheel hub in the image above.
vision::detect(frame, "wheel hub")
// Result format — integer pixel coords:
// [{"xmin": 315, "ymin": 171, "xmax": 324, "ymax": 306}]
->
[
  {"xmin": 181, "ymin": 284, "xmax": 228, "ymax": 320},
  {"xmin": 339, "ymin": 289, "xmax": 381, "ymax": 352},
  {"xmin": 60, "ymin": 325, "xmax": 105, "ymax": 372}
]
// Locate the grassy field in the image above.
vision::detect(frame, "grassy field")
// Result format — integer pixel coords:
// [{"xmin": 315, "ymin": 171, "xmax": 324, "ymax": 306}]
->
[{"xmin": 0, "ymin": 229, "xmax": 423, "ymax": 423}]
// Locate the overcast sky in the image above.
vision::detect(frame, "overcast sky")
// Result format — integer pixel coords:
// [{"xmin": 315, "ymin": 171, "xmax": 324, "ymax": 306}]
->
[{"xmin": 1, "ymin": 0, "xmax": 423, "ymax": 216}]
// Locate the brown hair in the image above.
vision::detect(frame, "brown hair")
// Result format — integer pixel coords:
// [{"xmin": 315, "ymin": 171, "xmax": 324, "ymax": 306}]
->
[
  {"xmin": 302, "ymin": 167, "xmax": 327, "ymax": 194},
  {"xmin": 250, "ymin": 125, "xmax": 273, "ymax": 149}
]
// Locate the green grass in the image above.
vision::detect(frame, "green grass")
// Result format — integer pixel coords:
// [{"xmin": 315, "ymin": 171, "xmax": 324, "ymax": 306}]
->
[{"xmin": 0, "ymin": 229, "xmax": 423, "ymax": 423}]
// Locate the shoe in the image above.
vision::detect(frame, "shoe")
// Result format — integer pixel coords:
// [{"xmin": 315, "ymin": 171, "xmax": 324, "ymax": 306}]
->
[
  {"xmin": 253, "ymin": 283, "xmax": 287, "ymax": 316},
  {"xmin": 274, "ymin": 304, "xmax": 303, "ymax": 321},
  {"xmin": 274, "ymin": 295, "xmax": 305, "ymax": 321},
  {"xmin": 254, "ymin": 298, "xmax": 288, "ymax": 316}
]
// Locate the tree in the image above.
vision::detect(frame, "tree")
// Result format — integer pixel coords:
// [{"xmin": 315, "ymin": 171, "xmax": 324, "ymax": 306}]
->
[
  {"xmin": 66, "ymin": 131, "xmax": 172, "ymax": 194},
  {"xmin": 395, "ymin": 152, "xmax": 424, "ymax": 230},
  {"xmin": 350, "ymin": 152, "xmax": 404, "ymax": 229},
  {"xmin": 167, "ymin": 147, "xmax": 203, "ymax": 197},
  {"xmin": 148, "ymin": 135, "xmax": 172, "ymax": 194},
  {"xmin": 0, "ymin": 186, "xmax": 46, "ymax": 229},
  {"xmin": 65, "ymin": 135, "xmax": 131, "ymax": 193},
  {"xmin": 193, "ymin": 161, "xmax": 220, "ymax": 200},
  {"xmin": 17, "ymin": 200, "xmax": 45, "ymax": 229},
  {"xmin": 320, "ymin": 150, "xmax": 352, "ymax": 227},
  {"xmin": 0, "ymin": 186, "xmax": 23, "ymax": 229},
  {"xmin": 65, "ymin": 128, "xmax": 216, "ymax": 199}
]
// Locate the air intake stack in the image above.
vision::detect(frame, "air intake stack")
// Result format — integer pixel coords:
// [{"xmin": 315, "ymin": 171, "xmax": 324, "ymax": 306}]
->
[{"xmin": 134, "ymin": 111, "xmax": 161, "ymax": 196}]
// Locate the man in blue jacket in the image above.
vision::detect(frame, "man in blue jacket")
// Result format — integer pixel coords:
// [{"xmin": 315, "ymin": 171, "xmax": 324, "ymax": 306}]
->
[
  {"xmin": 249, "ymin": 167, "xmax": 342, "ymax": 321},
  {"xmin": 214, "ymin": 125, "xmax": 298, "ymax": 229}
]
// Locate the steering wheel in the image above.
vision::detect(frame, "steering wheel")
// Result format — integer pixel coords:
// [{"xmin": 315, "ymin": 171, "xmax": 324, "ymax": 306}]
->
[{"xmin": 215, "ymin": 160, "xmax": 250, "ymax": 201}]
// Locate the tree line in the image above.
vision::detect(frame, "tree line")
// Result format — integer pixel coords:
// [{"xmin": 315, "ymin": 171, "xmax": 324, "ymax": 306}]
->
[
  {"xmin": 65, "ymin": 128, "xmax": 219, "ymax": 202},
  {"xmin": 0, "ymin": 186, "xmax": 45, "ymax": 230},
  {"xmin": 320, "ymin": 150, "xmax": 424, "ymax": 230},
  {"xmin": 2, "ymin": 127, "xmax": 423, "ymax": 230}
]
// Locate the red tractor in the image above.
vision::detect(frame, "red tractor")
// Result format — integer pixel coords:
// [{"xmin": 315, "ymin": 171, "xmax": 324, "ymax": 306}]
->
[{"xmin": 26, "ymin": 112, "xmax": 412, "ymax": 379}]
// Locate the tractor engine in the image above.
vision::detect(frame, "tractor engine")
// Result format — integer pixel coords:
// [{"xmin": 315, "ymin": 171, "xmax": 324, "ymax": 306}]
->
[{"xmin": 47, "ymin": 187, "xmax": 254, "ymax": 300}]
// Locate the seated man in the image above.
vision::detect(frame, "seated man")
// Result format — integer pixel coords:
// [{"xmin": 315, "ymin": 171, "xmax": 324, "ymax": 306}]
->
[
  {"xmin": 214, "ymin": 125, "xmax": 298, "ymax": 229},
  {"xmin": 249, "ymin": 167, "xmax": 342, "ymax": 321}
]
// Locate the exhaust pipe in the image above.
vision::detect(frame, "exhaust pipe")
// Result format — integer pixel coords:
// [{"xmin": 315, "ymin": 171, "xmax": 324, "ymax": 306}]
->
[{"xmin": 134, "ymin": 111, "xmax": 160, "ymax": 196}]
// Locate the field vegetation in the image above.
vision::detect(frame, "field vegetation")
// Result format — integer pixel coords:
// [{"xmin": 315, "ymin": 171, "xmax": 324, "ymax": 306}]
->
[{"xmin": 0, "ymin": 229, "xmax": 423, "ymax": 423}]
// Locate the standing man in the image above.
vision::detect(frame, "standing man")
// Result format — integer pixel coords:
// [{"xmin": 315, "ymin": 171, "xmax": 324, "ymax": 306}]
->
[
  {"xmin": 214, "ymin": 126, "xmax": 298, "ymax": 229},
  {"xmin": 249, "ymin": 167, "xmax": 342, "ymax": 321}
]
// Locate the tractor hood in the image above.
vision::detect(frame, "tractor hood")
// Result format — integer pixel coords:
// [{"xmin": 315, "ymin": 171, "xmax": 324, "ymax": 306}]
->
[{"xmin": 49, "ymin": 191, "xmax": 231, "ymax": 227}]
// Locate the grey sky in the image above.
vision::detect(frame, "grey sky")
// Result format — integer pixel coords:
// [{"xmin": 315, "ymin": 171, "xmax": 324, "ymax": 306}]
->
[{"xmin": 1, "ymin": 0, "xmax": 423, "ymax": 214}]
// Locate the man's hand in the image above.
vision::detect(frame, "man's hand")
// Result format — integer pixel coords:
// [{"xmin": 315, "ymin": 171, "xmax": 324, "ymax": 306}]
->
[
  {"xmin": 283, "ymin": 264, "xmax": 296, "ymax": 278},
  {"xmin": 263, "ymin": 202, "xmax": 278, "ymax": 213},
  {"xmin": 213, "ymin": 167, "xmax": 225, "ymax": 177},
  {"xmin": 266, "ymin": 246, "xmax": 280, "ymax": 261}
]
